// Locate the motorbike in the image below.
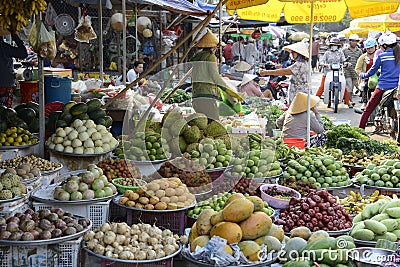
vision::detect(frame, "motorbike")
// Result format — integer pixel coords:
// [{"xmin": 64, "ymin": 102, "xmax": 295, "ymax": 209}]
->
[
  {"xmin": 257, "ymin": 62, "xmax": 289, "ymax": 102},
  {"xmin": 323, "ymin": 58, "xmax": 350, "ymax": 113}
]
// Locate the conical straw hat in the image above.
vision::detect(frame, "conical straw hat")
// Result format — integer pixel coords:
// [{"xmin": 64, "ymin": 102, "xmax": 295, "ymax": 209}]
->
[
  {"xmin": 196, "ymin": 30, "xmax": 219, "ymax": 48},
  {"xmin": 234, "ymin": 61, "xmax": 251, "ymax": 72},
  {"xmin": 284, "ymin": 41, "xmax": 310, "ymax": 59},
  {"xmin": 241, "ymin": 74, "xmax": 258, "ymax": 86},
  {"xmin": 288, "ymin": 92, "xmax": 320, "ymax": 114}
]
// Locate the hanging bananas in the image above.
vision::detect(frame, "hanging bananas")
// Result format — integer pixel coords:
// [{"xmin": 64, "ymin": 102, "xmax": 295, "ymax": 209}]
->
[{"xmin": 0, "ymin": 0, "xmax": 46, "ymax": 32}]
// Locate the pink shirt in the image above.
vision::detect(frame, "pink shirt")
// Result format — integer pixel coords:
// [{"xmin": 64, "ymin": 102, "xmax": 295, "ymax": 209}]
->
[{"xmin": 241, "ymin": 81, "xmax": 262, "ymax": 97}]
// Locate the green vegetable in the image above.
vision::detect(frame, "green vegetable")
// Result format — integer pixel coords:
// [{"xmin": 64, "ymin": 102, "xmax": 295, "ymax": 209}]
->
[{"xmin": 325, "ymin": 124, "xmax": 369, "ymax": 148}]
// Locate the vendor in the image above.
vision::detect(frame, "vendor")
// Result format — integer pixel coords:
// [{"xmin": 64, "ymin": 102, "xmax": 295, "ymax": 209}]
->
[
  {"xmin": 240, "ymin": 74, "xmax": 262, "ymax": 97},
  {"xmin": 115, "ymin": 61, "xmax": 145, "ymax": 93},
  {"xmin": 190, "ymin": 30, "xmax": 242, "ymax": 120},
  {"xmin": 276, "ymin": 92, "xmax": 326, "ymax": 147}
]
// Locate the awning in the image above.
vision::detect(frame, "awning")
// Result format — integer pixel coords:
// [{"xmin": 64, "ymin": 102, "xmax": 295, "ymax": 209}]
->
[
  {"xmin": 128, "ymin": 0, "xmax": 208, "ymax": 16},
  {"xmin": 209, "ymin": 16, "xmax": 290, "ymax": 28}
]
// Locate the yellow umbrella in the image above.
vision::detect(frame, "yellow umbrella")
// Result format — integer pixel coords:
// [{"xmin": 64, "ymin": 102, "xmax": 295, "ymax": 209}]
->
[
  {"xmin": 340, "ymin": 27, "xmax": 370, "ymax": 38},
  {"xmin": 226, "ymin": 0, "xmax": 399, "ymax": 24},
  {"xmin": 350, "ymin": 12, "xmax": 400, "ymax": 32}
]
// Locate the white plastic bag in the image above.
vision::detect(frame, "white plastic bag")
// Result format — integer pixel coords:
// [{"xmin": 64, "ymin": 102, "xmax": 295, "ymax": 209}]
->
[{"xmin": 74, "ymin": 16, "xmax": 97, "ymax": 43}]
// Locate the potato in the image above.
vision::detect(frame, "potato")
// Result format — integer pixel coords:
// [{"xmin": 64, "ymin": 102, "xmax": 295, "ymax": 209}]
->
[
  {"xmin": 145, "ymin": 190, "xmax": 154, "ymax": 197},
  {"xmin": 175, "ymin": 187, "xmax": 184, "ymax": 196},
  {"xmin": 159, "ymin": 181, "xmax": 169, "ymax": 190},
  {"xmin": 124, "ymin": 190, "xmax": 135, "ymax": 197},
  {"xmin": 160, "ymin": 197, "xmax": 170, "ymax": 203},
  {"xmin": 144, "ymin": 204, "xmax": 155, "ymax": 210},
  {"xmin": 169, "ymin": 196, "xmax": 179, "ymax": 203},
  {"xmin": 119, "ymin": 197, "xmax": 129, "ymax": 205},
  {"xmin": 149, "ymin": 197, "xmax": 159, "ymax": 205},
  {"xmin": 139, "ymin": 197, "xmax": 150, "ymax": 205},
  {"xmin": 136, "ymin": 188, "xmax": 146, "ymax": 196},
  {"xmin": 155, "ymin": 190, "xmax": 165, "ymax": 198},
  {"xmin": 147, "ymin": 183, "xmax": 160, "ymax": 192},
  {"xmin": 154, "ymin": 202, "xmax": 167, "ymax": 210},
  {"xmin": 165, "ymin": 188, "xmax": 175, "ymax": 197},
  {"xmin": 126, "ymin": 201, "xmax": 136, "ymax": 207},
  {"xmin": 128, "ymin": 192, "xmax": 140, "ymax": 201},
  {"xmin": 135, "ymin": 203, "xmax": 144, "ymax": 209}
]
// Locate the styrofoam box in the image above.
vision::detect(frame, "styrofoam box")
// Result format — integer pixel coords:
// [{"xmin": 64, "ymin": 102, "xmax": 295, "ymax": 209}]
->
[
  {"xmin": 0, "ymin": 237, "xmax": 82, "ymax": 267},
  {"xmin": 33, "ymin": 200, "xmax": 110, "ymax": 228}
]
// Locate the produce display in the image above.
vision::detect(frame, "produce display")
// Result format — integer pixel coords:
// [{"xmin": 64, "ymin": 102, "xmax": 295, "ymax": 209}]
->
[
  {"xmin": 0, "ymin": 169, "xmax": 27, "ymax": 200},
  {"xmin": 53, "ymin": 164, "xmax": 117, "ymax": 201},
  {"xmin": 112, "ymin": 178, "xmax": 147, "ymax": 194},
  {"xmin": 46, "ymin": 119, "xmax": 118, "ymax": 155},
  {"xmin": 0, "ymin": 127, "xmax": 38, "ymax": 147},
  {"xmin": 355, "ymin": 159, "xmax": 400, "ymax": 188},
  {"xmin": 229, "ymin": 176, "xmax": 261, "ymax": 196},
  {"xmin": 321, "ymin": 114, "xmax": 334, "ymax": 130},
  {"xmin": 278, "ymin": 179, "xmax": 317, "ymax": 196},
  {"xmin": 0, "ymin": 154, "xmax": 61, "ymax": 172},
  {"xmin": 231, "ymin": 134, "xmax": 283, "ymax": 178},
  {"xmin": 187, "ymin": 193, "xmax": 284, "ymax": 263},
  {"xmin": 275, "ymin": 189, "xmax": 353, "ymax": 233},
  {"xmin": 282, "ymin": 227, "xmax": 356, "ymax": 266},
  {"xmin": 0, "ymin": 208, "xmax": 90, "ymax": 241},
  {"xmin": 261, "ymin": 185, "xmax": 299, "ymax": 200},
  {"xmin": 283, "ymin": 147, "xmax": 343, "ymax": 163},
  {"xmin": 117, "ymin": 178, "xmax": 196, "ymax": 210},
  {"xmin": 281, "ymin": 154, "xmax": 352, "ymax": 188},
  {"xmin": 84, "ymin": 222, "xmax": 184, "ymax": 260},
  {"xmin": 0, "ymin": 102, "xmax": 40, "ymax": 133},
  {"xmin": 154, "ymin": 157, "xmax": 212, "ymax": 194},
  {"xmin": 120, "ymin": 132, "xmax": 170, "ymax": 161},
  {"xmin": 340, "ymin": 190, "xmax": 394, "ymax": 216},
  {"xmin": 351, "ymin": 199, "xmax": 400, "ymax": 242},
  {"xmin": 9, "ymin": 163, "xmax": 40, "ymax": 181},
  {"xmin": 161, "ymin": 88, "xmax": 191, "ymax": 104},
  {"xmin": 341, "ymin": 150, "xmax": 398, "ymax": 167},
  {"xmin": 325, "ymin": 124, "xmax": 369, "ymax": 148},
  {"xmin": 187, "ymin": 193, "xmax": 274, "ymax": 219},
  {"xmin": 96, "ymin": 159, "xmax": 141, "ymax": 182}
]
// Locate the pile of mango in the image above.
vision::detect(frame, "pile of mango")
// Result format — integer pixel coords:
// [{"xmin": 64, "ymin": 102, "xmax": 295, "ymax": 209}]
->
[
  {"xmin": 340, "ymin": 190, "xmax": 395, "ymax": 216},
  {"xmin": 355, "ymin": 159, "xmax": 400, "ymax": 188},
  {"xmin": 351, "ymin": 199, "xmax": 400, "ymax": 242}
]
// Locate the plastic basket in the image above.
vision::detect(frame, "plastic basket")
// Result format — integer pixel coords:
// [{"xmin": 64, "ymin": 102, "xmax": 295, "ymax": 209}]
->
[
  {"xmin": 100, "ymin": 258, "xmax": 173, "ymax": 267},
  {"xmin": 112, "ymin": 178, "xmax": 146, "ymax": 194},
  {"xmin": 33, "ymin": 200, "xmax": 110, "ymax": 228},
  {"xmin": 283, "ymin": 138, "xmax": 305, "ymax": 148},
  {"xmin": 0, "ymin": 237, "xmax": 82, "ymax": 267},
  {"xmin": 126, "ymin": 209, "xmax": 186, "ymax": 235}
]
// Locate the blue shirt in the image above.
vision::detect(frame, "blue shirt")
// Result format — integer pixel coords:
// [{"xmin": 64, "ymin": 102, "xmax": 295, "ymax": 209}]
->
[{"xmin": 362, "ymin": 48, "xmax": 400, "ymax": 90}]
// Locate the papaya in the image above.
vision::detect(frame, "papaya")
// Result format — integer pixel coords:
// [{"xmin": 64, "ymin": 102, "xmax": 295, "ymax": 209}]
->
[
  {"xmin": 238, "ymin": 241, "xmax": 261, "ymax": 262},
  {"xmin": 196, "ymin": 209, "xmax": 217, "ymax": 235},
  {"xmin": 189, "ymin": 222, "xmax": 199, "ymax": 243},
  {"xmin": 267, "ymin": 223, "xmax": 285, "ymax": 242},
  {"xmin": 70, "ymin": 102, "xmax": 88, "ymax": 116},
  {"xmin": 190, "ymin": 235, "xmax": 210, "ymax": 252},
  {"xmin": 246, "ymin": 196, "xmax": 265, "ymax": 212},
  {"xmin": 307, "ymin": 230, "xmax": 329, "ymax": 244},
  {"xmin": 223, "ymin": 193, "xmax": 245, "ymax": 208},
  {"xmin": 210, "ymin": 222, "xmax": 242, "ymax": 244},
  {"xmin": 224, "ymin": 245, "xmax": 233, "ymax": 255},
  {"xmin": 255, "ymin": 235, "xmax": 282, "ymax": 253},
  {"xmin": 210, "ymin": 211, "xmax": 223, "ymax": 226},
  {"xmin": 289, "ymin": 226, "xmax": 312, "ymax": 240},
  {"xmin": 222, "ymin": 198, "xmax": 254, "ymax": 223},
  {"xmin": 240, "ymin": 211, "xmax": 272, "ymax": 240}
]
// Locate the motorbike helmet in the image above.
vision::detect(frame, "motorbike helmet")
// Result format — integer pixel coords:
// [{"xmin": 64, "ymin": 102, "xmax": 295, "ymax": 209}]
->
[
  {"xmin": 348, "ymin": 34, "xmax": 359, "ymax": 41},
  {"xmin": 329, "ymin": 38, "xmax": 341, "ymax": 46},
  {"xmin": 378, "ymin": 31, "xmax": 397, "ymax": 45},
  {"xmin": 364, "ymin": 38, "xmax": 377, "ymax": 49},
  {"xmin": 337, "ymin": 33, "xmax": 346, "ymax": 41}
]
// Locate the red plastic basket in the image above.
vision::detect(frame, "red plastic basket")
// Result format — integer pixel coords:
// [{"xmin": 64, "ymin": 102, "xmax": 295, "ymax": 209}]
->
[
  {"xmin": 126, "ymin": 209, "xmax": 186, "ymax": 235},
  {"xmin": 45, "ymin": 101, "xmax": 64, "ymax": 116},
  {"xmin": 101, "ymin": 258, "xmax": 173, "ymax": 267}
]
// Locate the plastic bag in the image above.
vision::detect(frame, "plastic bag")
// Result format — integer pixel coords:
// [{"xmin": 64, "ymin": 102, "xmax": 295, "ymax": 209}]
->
[
  {"xmin": 45, "ymin": 3, "xmax": 57, "ymax": 27},
  {"xmin": 38, "ymin": 23, "xmax": 56, "ymax": 61},
  {"xmin": 368, "ymin": 73, "xmax": 379, "ymax": 90},
  {"xmin": 28, "ymin": 19, "xmax": 38, "ymax": 52},
  {"xmin": 74, "ymin": 16, "xmax": 97, "ymax": 43}
]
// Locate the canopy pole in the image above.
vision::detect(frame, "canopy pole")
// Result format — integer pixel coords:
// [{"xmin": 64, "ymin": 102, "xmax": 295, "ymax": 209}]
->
[
  {"xmin": 219, "ymin": 4, "xmax": 223, "ymax": 72},
  {"xmin": 122, "ymin": 0, "xmax": 127, "ymax": 85},
  {"xmin": 38, "ymin": 14, "xmax": 45, "ymax": 158},
  {"xmin": 99, "ymin": 0, "xmax": 103, "ymax": 80},
  {"xmin": 307, "ymin": 0, "xmax": 315, "ymax": 147},
  {"xmin": 135, "ymin": 4, "xmax": 138, "ymax": 61}
]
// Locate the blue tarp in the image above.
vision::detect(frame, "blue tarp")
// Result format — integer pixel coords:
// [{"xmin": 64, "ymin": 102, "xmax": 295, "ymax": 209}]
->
[{"xmin": 128, "ymin": 0, "xmax": 208, "ymax": 16}]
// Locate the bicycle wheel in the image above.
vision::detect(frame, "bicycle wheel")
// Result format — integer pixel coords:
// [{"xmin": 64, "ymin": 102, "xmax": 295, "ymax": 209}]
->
[{"xmin": 334, "ymin": 85, "xmax": 339, "ymax": 113}]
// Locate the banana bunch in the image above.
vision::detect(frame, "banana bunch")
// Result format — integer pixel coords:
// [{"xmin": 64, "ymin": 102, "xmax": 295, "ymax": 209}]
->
[
  {"xmin": 340, "ymin": 190, "xmax": 396, "ymax": 215},
  {"xmin": 0, "ymin": 0, "xmax": 47, "ymax": 32}
]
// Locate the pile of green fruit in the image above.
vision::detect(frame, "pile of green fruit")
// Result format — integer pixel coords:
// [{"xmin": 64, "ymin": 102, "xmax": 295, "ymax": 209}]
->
[
  {"xmin": 342, "ymin": 150, "xmax": 398, "ymax": 167},
  {"xmin": 47, "ymin": 99, "xmax": 112, "ymax": 134},
  {"xmin": 355, "ymin": 159, "xmax": 400, "ymax": 188},
  {"xmin": 121, "ymin": 132, "xmax": 169, "ymax": 161},
  {"xmin": 281, "ymin": 154, "xmax": 352, "ymax": 188},
  {"xmin": 187, "ymin": 193, "xmax": 274, "ymax": 219},
  {"xmin": 283, "ymin": 147, "xmax": 343, "ymax": 163},
  {"xmin": 54, "ymin": 164, "xmax": 117, "ymax": 201},
  {"xmin": 0, "ymin": 127, "xmax": 38, "ymax": 147},
  {"xmin": 0, "ymin": 169, "xmax": 27, "ymax": 200},
  {"xmin": 0, "ymin": 102, "xmax": 40, "ymax": 133},
  {"xmin": 351, "ymin": 199, "xmax": 400, "ymax": 243},
  {"xmin": 161, "ymin": 88, "xmax": 191, "ymax": 104}
]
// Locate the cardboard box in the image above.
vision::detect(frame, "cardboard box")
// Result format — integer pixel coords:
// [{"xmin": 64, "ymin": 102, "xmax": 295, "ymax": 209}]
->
[{"xmin": 43, "ymin": 67, "xmax": 73, "ymax": 78}]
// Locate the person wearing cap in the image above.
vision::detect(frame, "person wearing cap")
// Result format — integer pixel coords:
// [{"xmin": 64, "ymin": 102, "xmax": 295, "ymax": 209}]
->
[
  {"xmin": 355, "ymin": 37, "xmax": 377, "ymax": 110},
  {"xmin": 259, "ymin": 41, "xmax": 310, "ymax": 103},
  {"xmin": 343, "ymin": 34, "xmax": 363, "ymax": 107},
  {"xmin": 315, "ymin": 38, "xmax": 352, "ymax": 107},
  {"xmin": 276, "ymin": 92, "xmax": 326, "ymax": 147},
  {"xmin": 223, "ymin": 39, "xmax": 234, "ymax": 66},
  {"xmin": 190, "ymin": 30, "xmax": 243, "ymax": 120},
  {"xmin": 240, "ymin": 74, "xmax": 263, "ymax": 97},
  {"xmin": 0, "ymin": 32, "xmax": 28, "ymax": 107},
  {"xmin": 358, "ymin": 31, "xmax": 400, "ymax": 130}
]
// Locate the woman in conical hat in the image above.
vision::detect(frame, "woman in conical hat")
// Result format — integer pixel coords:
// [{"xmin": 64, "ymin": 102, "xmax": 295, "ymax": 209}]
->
[
  {"xmin": 190, "ymin": 30, "xmax": 244, "ymax": 120},
  {"xmin": 276, "ymin": 92, "xmax": 326, "ymax": 147},
  {"xmin": 259, "ymin": 41, "xmax": 310, "ymax": 103}
]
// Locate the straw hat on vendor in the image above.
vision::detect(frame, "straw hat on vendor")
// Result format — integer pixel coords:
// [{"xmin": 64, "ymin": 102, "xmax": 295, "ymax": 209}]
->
[
  {"xmin": 259, "ymin": 41, "xmax": 310, "ymax": 103},
  {"xmin": 277, "ymin": 92, "xmax": 326, "ymax": 146},
  {"xmin": 239, "ymin": 74, "xmax": 263, "ymax": 97},
  {"xmin": 191, "ymin": 30, "xmax": 244, "ymax": 120},
  {"xmin": 234, "ymin": 61, "xmax": 252, "ymax": 72}
]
